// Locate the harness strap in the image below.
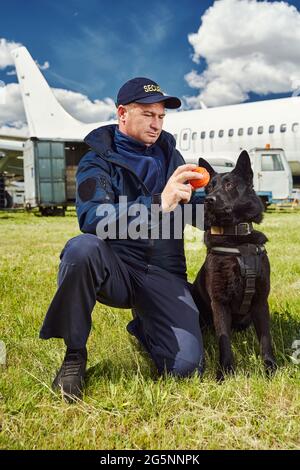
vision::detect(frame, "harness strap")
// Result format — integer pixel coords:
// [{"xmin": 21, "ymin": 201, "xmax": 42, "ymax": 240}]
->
[
  {"xmin": 209, "ymin": 244, "xmax": 266, "ymax": 315},
  {"xmin": 210, "ymin": 246, "xmax": 266, "ymax": 255}
]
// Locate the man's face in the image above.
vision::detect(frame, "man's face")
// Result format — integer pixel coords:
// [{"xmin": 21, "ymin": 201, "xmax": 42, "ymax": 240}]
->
[{"xmin": 118, "ymin": 102, "xmax": 166, "ymax": 146}]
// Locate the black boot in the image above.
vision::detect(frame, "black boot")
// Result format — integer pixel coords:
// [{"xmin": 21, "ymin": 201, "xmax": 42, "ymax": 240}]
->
[{"xmin": 52, "ymin": 347, "xmax": 87, "ymax": 402}]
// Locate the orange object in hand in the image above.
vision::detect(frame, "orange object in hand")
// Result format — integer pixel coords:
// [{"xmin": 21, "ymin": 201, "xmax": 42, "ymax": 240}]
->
[{"xmin": 189, "ymin": 167, "xmax": 210, "ymax": 189}]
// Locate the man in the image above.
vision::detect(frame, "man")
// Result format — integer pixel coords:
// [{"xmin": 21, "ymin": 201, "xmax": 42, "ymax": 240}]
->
[{"xmin": 40, "ymin": 77, "xmax": 205, "ymax": 401}]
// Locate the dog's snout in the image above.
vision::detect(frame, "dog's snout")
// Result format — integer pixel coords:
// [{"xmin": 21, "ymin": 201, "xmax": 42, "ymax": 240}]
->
[{"xmin": 206, "ymin": 196, "xmax": 217, "ymax": 204}]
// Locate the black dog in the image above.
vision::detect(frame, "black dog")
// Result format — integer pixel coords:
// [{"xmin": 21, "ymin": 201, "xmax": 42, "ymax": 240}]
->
[{"xmin": 192, "ymin": 150, "xmax": 277, "ymax": 380}]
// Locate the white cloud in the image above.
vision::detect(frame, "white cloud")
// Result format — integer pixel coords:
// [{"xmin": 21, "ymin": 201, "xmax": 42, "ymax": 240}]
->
[
  {"xmin": 0, "ymin": 38, "xmax": 22, "ymax": 69},
  {"xmin": 36, "ymin": 60, "xmax": 50, "ymax": 71},
  {"xmin": 0, "ymin": 81, "xmax": 116, "ymax": 137},
  {"xmin": 0, "ymin": 123, "xmax": 29, "ymax": 138},
  {"xmin": 6, "ymin": 69, "xmax": 17, "ymax": 76},
  {"xmin": 1, "ymin": 38, "xmax": 50, "ymax": 80},
  {"xmin": 0, "ymin": 83, "xmax": 26, "ymax": 124},
  {"xmin": 185, "ymin": 0, "xmax": 300, "ymax": 107},
  {"xmin": 0, "ymin": 37, "xmax": 116, "ymax": 134},
  {"xmin": 53, "ymin": 88, "xmax": 116, "ymax": 122}
]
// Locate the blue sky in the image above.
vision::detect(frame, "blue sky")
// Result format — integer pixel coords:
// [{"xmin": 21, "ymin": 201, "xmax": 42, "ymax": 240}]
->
[
  {"xmin": 1, "ymin": 0, "xmax": 300, "ymax": 133},
  {"xmin": 1, "ymin": 0, "xmax": 213, "ymax": 100}
]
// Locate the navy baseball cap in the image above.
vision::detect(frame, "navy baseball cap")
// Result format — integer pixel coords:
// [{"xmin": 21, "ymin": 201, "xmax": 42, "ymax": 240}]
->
[{"xmin": 116, "ymin": 77, "xmax": 181, "ymax": 109}]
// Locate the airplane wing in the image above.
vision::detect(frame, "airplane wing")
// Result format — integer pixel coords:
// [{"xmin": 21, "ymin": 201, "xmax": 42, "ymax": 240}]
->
[{"xmin": 0, "ymin": 139, "xmax": 24, "ymax": 151}]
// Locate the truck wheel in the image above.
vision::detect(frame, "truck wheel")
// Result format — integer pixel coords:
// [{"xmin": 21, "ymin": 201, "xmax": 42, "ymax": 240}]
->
[{"xmin": 40, "ymin": 207, "xmax": 50, "ymax": 216}]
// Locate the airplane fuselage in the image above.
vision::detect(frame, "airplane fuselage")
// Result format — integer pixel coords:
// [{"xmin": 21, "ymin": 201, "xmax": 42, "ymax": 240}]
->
[{"xmin": 164, "ymin": 96, "xmax": 300, "ymax": 178}]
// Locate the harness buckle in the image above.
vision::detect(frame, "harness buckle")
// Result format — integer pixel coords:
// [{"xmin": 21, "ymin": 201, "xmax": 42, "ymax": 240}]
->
[
  {"xmin": 211, "ymin": 226, "xmax": 224, "ymax": 235},
  {"xmin": 235, "ymin": 223, "xmax": 252, "ymax": 235}
]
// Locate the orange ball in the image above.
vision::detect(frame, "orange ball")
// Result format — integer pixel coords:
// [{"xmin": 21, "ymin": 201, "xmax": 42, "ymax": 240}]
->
[{"xmin": 189, "ymin": 167, "xmax": 210, "ymax": 189}]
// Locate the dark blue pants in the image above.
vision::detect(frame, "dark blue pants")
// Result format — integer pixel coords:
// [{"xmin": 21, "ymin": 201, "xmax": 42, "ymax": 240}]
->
[{"xmin": 40, "ymin": 234, "xmax": 204, "ymax": 377}]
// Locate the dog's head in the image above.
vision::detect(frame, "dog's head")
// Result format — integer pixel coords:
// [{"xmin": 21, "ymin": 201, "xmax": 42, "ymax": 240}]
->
[{"xmin": 199, "ymin": 150, "xmax": 264, "ymax": 227}]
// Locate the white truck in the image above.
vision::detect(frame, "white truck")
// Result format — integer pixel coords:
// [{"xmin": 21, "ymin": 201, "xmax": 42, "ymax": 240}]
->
[{"xmin": 185, "ymin": 147, "xmax": 293, "ymax": 207}]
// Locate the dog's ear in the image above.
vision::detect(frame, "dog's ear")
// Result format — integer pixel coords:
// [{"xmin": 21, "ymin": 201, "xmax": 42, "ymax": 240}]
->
[
  {"xmin": 198, "ymin": 157, "xmax": 216, "ymax": 178},
  {"xmin": 232, "ymin": 150, "xmax": 253, "ymax": 184}
]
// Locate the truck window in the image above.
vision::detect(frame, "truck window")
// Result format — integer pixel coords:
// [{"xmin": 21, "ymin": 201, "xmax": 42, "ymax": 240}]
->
[{"xmin": 261, "ymin": 153, "xmax": 285, "ymax": 171}]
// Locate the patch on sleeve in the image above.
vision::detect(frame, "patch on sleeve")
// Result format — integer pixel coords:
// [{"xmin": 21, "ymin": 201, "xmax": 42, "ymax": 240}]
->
[
  {"xmin": 78, "ymin": 177, "xmax": 97, "ymax": 202},
  {"xmin": 99, "ymin": 175, "xmax": 109, "ymax": 191}
]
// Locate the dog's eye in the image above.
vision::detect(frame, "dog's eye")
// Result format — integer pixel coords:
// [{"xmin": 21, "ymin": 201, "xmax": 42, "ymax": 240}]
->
[{"xmin": 225, "ymin": 182, "xmax": 234, "ymax": 191}]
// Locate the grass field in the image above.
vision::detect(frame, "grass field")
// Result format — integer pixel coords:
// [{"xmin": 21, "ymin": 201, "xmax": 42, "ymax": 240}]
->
[{"xmin": 0, "ymin": 209, "xmax": 299, "ymax": 450}]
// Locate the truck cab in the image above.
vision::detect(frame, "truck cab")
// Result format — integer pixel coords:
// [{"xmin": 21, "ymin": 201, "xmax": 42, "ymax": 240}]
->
[{"xmin": 249, "ymin": 147, "xmax": 293, "ymax": 203}]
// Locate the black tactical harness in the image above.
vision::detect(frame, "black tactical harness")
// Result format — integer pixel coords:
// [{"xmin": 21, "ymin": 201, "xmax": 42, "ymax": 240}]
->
[{"xmin": 208, "ymin": 223, "xmax": 266, "ymax": 315}]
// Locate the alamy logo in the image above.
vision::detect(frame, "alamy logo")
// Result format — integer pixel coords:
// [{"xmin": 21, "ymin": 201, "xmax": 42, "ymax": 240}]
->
[
  {"xmin": 95, "ymin": 197, "xmax": 204, "ymax": 240},
  {"xmin": 0, "ymin": 341, "xmax": 6, "ymax": 365},
  {"xmin": 0, "ymin": 81, "xmax": 6, "ymax": 105}
]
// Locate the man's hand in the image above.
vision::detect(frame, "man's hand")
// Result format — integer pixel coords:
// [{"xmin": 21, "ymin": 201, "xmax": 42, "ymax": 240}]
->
[{"xmin": 161, "ymin": 164, "xmax": 204, "ymax": 213}]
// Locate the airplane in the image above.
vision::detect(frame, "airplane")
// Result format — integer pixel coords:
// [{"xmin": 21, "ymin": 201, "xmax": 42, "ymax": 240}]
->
[
  {"xmin": 8, "ymin": 47, "xmax": 300, "ymax": 189},
  {"xmin": 1, "ymin": 45, "xmax": 299, "ymax": 209}
]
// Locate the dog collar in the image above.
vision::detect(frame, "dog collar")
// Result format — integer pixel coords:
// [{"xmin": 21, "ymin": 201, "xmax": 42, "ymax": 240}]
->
[{"xmin": 210, "ymin": 222, "xmax": 253, "ymax": 236}]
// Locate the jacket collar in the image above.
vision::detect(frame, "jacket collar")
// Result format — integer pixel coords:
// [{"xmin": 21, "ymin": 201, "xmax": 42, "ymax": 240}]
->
[{"xmin": 84, "ymin": 124, "xmax": 176, "ymax": 169}]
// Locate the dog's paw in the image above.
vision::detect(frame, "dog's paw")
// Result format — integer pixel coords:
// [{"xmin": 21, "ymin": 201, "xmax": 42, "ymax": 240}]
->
[
  {"xmin": 216, "ymin": 364, "xmax": 234, "ymax": 382},
  {"xmin": 216, "ymin": 370, "xmax": 226, "ymax": 383},
  {"xmin": 264, "ymin": 357, "xmax": 277, "ymax": 377}
]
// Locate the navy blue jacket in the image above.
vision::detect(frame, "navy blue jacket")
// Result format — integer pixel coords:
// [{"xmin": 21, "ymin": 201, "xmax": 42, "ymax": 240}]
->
[{"xmin": 76, "ymin": 124, "xmax": 203, "ymax": 279}]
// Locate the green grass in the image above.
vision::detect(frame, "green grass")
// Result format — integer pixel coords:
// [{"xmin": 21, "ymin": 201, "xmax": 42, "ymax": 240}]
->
[{"xmin": 0, "ymin": 209, "xmax": 299, "ymax": 449}]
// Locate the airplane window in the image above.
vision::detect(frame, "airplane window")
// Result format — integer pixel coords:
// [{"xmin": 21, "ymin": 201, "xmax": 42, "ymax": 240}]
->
[
  {"xmin": 209, "ymin": 130, "xmax": 215, "ymax": 138},
  {"xmin": 280, "ymin": 124, "xmax": 286, "ymax": 133},
  {"xmin": 218, "ymin": 130, "xmax": 224, "ymax": 138},
  {"xmin": 238, "ymin": 128, "xmax": 243, "ymax": 136},
  {"xmin": 269, "ymin": 125, "xmax": 275, "ymax": 134},
  {"xmin": 200, "ymin": 131, "xmax": 206, "ymax": 139},
  {"xmin": 228, "ymin": 129, "xmax": 234, "ymax": 137},
  {"xmin": 192, "ymin": 132, "xmax": 197, "ymax": 140},
  {"xmin": 258, "ymin": 126, "xmax": 264, "ymax": 134},
  {"xmin": 292, "ymin": 122, "xmax": 299, "ymax": 133},
  {"xmin": 173, "ymin": 134, "xmax": 177, "ymax": 141},
  {"xmin": 247, "ymin": 127, "xmax": 253, "ymax": 135},
  {"xmin": 180, "ymin": 128, "xmax": 191, "ymax": 151}
]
